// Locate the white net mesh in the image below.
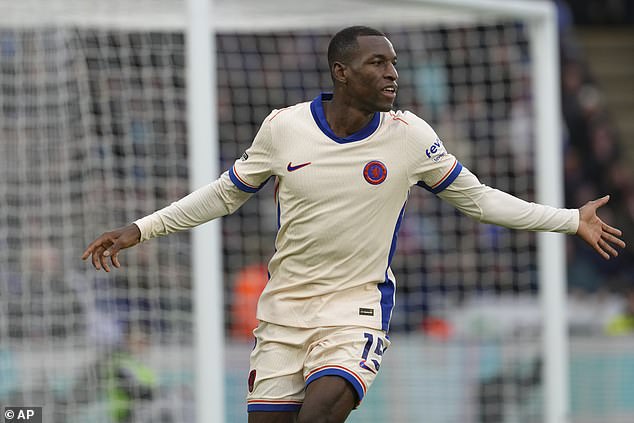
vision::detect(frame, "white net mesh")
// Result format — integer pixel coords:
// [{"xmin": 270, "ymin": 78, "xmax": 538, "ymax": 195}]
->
[
  {"xmin": 1, "ymin": 2, "xmax": 633, "ymax": 423},
  {"xmin": 0, "ymin": 23, "xmax": 193, "ymax": 423}
]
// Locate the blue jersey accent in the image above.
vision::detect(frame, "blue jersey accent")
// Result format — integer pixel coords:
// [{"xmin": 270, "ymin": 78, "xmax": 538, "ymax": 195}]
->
[
  {"xmin": 229, "ymin": 167, "xmax": 267, "ymax": 193},
  {"xmin": 380, "ymin": 201, "xmax": 407, "ymax": 331},
  {"xmin": 310, "ymin": 93, "xmax": 380, "ymax": 144},
  {"xmin": 247, "ymin": 403, "xmax": 302, "ymax": 412},
  {"xmin": 305, "ymin": 368, "xmax": 365, "ymax": 402},
  {"xmin": 417, "ymin": 161, "xmax": 463, "ymax": 194}
]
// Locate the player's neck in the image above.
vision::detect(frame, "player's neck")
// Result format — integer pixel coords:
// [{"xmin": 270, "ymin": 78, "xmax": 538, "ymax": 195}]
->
[{"xmin": 323, "ymin": 96, "xmax": 375, "ymax": 138}]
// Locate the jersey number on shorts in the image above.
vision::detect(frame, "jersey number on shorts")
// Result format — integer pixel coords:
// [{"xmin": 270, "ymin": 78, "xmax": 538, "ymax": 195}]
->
[{"xmin": 359, "ymin": 333, "xmax": 385, "ymax": 373}]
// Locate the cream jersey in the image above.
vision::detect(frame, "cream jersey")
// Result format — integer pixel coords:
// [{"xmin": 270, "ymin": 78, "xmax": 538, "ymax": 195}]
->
[
  {"xmin": 134, "ymin": 93, "xmax": 579, "ymax": 332},
  {"xmin": 229, "ymin": 93, "xmax": 465, "ymax": 331}
]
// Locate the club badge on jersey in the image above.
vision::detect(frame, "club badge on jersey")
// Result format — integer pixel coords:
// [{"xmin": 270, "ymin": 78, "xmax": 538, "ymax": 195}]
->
[{"xmin": 363, "ymin": 161, "xmax": 387, "ymax": 185}]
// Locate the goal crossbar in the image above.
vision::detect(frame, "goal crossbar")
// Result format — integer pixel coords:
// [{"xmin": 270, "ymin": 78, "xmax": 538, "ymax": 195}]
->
[{"xmin": 1, "ymin": 0, "xmax": 554, "ymax": 31}]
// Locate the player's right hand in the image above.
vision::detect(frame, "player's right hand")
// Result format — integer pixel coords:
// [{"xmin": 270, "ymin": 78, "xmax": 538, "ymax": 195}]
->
[{"xmin": 81, "ymin": 224, "xmax": 141, "ymax": 272}]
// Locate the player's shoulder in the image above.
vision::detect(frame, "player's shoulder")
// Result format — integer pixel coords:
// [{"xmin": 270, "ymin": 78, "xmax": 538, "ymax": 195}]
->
[
  {"xmin": 264, "ymin": 100, "xmax": 311, "ymax": 125},
  {"xmin": 383, "ymin": 109, "xmax": 437, "ymax": 138}
]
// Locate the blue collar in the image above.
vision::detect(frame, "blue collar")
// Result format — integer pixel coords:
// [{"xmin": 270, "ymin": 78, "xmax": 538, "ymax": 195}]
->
[{"xmin": 310, "ymin": 93, "xmax": 380, "ymax": 144}]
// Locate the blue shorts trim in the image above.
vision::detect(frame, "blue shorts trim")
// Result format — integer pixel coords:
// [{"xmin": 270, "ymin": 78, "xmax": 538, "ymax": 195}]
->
[
  {"xmin": 247, "ymin": 402, "xmax": 302, "ymax": 412},
  {"xmin": 305, "ymin": 367, "xmax": 366, "ymax": 402}
]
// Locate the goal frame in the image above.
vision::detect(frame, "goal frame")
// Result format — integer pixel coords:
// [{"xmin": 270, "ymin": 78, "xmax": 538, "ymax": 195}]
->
[
  {"xmin": 191, "ymin": 1, "xmax": 567, "ymax": 422},
  {"xmin": 0, "ymin": 0, "xmax": 563, "ymax": 420}
]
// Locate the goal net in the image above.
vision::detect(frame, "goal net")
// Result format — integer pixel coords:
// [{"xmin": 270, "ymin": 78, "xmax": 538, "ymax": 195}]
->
[{"xmin": 1, "ymin": 1, "xmax": 630, "ymax": 422}]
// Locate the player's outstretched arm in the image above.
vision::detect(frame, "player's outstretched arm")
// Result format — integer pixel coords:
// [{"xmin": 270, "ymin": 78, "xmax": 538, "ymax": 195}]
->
[
  {"xmin": 576, "ymin": 195, "xmax": 626, "ymax": 260},
  {"xmin": 436, "ymin": 167, "xmax": 626, "ymax": 260},
  {"xmin": 81, "ymin": 171, "xmax": 254, "ymax": 273},
  {"xmin": 81, "ymin": 224, "xmax": 141, "ymax": 272}
]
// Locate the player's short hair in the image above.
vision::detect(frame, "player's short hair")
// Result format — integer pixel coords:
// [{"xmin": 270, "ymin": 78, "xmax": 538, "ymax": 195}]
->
[{"xmin": 327, "ymin": 26, "xmax": 385, "ymax": 78}]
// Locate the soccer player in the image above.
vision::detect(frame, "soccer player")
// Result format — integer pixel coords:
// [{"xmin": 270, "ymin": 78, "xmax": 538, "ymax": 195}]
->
[{"xmin": 82, "ymin": 26, "xmax": 626, "ymax": 423}]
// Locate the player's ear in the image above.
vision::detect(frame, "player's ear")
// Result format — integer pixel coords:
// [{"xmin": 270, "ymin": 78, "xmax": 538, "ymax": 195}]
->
[{"xmin": 332, "ymin": 61, "xmax": 347, "ymax": 84}]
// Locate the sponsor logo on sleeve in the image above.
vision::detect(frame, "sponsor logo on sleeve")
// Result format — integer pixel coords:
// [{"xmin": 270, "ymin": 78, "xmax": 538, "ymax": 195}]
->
[{"xmin": 425, "ymin": 138, "xmax": 447, "ymax": 162}]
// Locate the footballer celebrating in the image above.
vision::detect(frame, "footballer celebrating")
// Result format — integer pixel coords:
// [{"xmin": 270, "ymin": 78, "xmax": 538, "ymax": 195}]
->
[{"xmin": 83, "ymin": 26, "xmax": 625, "ymax": 423}]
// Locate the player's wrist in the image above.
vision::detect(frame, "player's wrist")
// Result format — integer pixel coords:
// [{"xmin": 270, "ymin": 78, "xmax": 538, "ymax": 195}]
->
[
  {"xmin": 130, "ymin": 223, "xmax": 142, "ymax": 242},
  {"xmin": 132, "ymin": 217, "xmax": 152, "ymax": 242}
]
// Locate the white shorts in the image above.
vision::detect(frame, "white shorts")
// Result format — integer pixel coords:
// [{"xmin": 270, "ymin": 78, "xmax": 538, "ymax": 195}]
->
[{"xmin": 246, "ymin": 321, "xmax": 390, "ymax": 413}]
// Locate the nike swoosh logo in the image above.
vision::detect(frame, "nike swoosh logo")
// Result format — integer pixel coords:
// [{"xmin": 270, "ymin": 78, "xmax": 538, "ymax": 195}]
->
[{"xmin": 287, "ymin": 162, "xmax": 312, "ymax": 172}]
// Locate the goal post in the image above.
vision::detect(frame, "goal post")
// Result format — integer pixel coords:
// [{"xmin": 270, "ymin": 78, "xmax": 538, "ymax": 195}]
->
[
  {"xmin": 529, "ymin": 10, "xmax": 569, "ymax": 423},
  {"xmin": 185, "ymin": 1, "xmax": 223, "ymax": 423}
]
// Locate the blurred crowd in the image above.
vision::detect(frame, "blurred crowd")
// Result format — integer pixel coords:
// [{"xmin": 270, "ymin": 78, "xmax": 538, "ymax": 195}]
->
[
  {"xmin": 564, "ymin": 0, "xmax": 634, "ymax": 25},
  {"xmin": 556, "ymin": 0, "xmax": 634, "ymax": 296}
]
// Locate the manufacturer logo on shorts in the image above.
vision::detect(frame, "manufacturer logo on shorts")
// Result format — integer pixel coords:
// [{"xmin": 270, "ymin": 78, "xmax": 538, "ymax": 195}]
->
[
  {"xmin": 359, "ymin": 308, "xmax": 374, "ymax": 316},
  {"xmin": 248, "ymin": 369, "xmax": 256, "ymax": 393},
  {"xmin": 363, "ymin": 161, "xmax": 387, "ymax": 185}
]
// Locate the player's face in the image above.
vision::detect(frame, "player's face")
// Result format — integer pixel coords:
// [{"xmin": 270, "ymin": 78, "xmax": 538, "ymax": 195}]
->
[{"xmin": 345, "ymin": 36, "xmax": 398, "ymax": 113}]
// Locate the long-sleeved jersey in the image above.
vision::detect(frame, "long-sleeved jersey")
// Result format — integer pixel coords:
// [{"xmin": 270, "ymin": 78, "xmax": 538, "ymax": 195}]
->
[{"xmin": 135, "ymin": 93, "xmax": 579, "ymax": 331}]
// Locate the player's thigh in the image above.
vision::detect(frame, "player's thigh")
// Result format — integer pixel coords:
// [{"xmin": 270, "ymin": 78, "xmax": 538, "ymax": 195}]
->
[
  {"xmin": 297, "ymin": 375, "xmax": 357, "ymax": 423},
  {"xmin": 302, "ymin": 326, "xmax": 390, "ymax": 416},
  {"xmin": 247, "ymin": 322, "xmax": 308, "ymax": 413},
  {"xmin": 248, "ymin": 411, "xmax": 298, "ymax": 423}
]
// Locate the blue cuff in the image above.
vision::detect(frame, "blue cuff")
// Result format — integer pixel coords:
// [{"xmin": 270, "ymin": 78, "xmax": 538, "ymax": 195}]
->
[
  {"xmin": 417, "ymin": 161, "xmax": 463, "ymax": 194},
  {"xmin": 229, "ymin": 167, "xmax": 267, "ymax": 193}
]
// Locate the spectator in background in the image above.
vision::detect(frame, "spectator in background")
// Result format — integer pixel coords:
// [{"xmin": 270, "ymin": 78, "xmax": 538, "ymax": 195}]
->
[
  {"xmin": 68, "ymin": 321, "xmax": 157, "ymax": 423},
  {"xmin": 605, "ymin": 288, "xmax": 634, "ymax": 335},
  {"xmin": 230, "ymin": 263, "xmax": 268, "ymax": 339},
  {"xmin": 103, "ymin": 322, "xmax": 157, "ymax": 423}
]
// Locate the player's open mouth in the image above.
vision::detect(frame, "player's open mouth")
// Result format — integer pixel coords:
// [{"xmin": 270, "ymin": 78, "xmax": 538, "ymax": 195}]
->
[{"xmin": 382, "ymin": 86, "xmax": 397, "ymax": 98}]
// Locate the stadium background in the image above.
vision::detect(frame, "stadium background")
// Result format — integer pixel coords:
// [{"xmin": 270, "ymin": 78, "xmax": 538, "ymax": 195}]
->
[{"xmin": 0, "ymin": 0, "xmax": 633, "ymax": 422}]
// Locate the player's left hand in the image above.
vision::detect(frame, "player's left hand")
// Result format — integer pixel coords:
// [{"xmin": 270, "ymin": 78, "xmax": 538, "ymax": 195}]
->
[{"xmin": 576, "ymin": 195, "xmax": 626, "ymax": 259}]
